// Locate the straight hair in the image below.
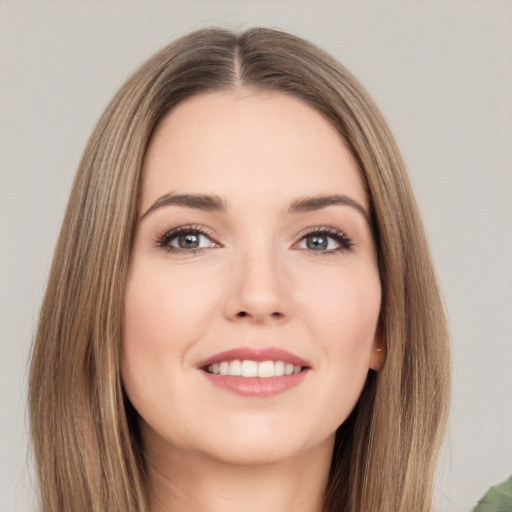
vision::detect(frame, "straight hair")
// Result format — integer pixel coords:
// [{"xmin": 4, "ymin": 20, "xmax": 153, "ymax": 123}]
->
[{"xmin": 29, "ymin": 27, "xmax": 450, "ymax": 512}]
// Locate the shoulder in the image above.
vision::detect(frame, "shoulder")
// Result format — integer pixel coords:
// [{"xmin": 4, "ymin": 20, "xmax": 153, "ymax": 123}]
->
[{"xmin": 473, "ymin": 474, "xmax": 512, "ymax": 512}]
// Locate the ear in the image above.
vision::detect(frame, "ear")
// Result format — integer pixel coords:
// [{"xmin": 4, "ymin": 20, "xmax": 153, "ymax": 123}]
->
[{"xmin": 369, "ymin": 326, "xmax": 385, "ymax": 371}]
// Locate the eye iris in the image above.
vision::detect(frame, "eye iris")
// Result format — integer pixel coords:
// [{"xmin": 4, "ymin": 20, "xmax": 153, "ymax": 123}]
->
[
  {"xmin": 178, "ymin": 233, "xmax": 200, "ymax": 249},
  {"xmin": 306, "ymin": 235, "xmax": 328, "ymax": 250}
]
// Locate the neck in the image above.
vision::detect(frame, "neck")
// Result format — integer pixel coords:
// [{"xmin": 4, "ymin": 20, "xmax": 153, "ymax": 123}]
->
[{"xmin": 145, "ymin": 437, "xmax": 333, "ymax": 512}]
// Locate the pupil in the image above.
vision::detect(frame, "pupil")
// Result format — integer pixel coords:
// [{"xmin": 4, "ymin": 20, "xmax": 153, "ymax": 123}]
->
[
  {"xmin": 179, "ymin": 233, "xmax": 199, "ymax": 249},
  {"xmin": 307, "ymin": 235, "xmax": 327, "ymax": 250}
]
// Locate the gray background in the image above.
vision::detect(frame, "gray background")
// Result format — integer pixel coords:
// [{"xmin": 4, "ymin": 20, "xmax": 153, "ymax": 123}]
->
[{"xmin": 1, "ymin": 1, "xmax": 511, "ymax": 511}]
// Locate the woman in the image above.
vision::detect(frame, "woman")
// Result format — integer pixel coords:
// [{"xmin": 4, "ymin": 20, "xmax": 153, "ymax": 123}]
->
[{"xmin": 28, "ymin": 27, "xmax": 450, "ymax": 511}]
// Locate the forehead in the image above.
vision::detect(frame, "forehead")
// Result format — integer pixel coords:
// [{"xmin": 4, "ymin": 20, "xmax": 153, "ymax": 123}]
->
[{"xmin": 141, "ymin": 90, "xmax": 367, "ymax": 211}]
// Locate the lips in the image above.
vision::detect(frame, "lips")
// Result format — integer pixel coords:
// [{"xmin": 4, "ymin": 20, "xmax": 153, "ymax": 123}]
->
[
  {"xmin": 197, "ymin": 347, "xmax": 311, "ymax": 397},
  {"xmin": 207, "ymin": 359, "xmax": 302, "ymax": 378},
  {"xmin": 197, "ymin": 346, "xmax": 310, "ymax": 368}
]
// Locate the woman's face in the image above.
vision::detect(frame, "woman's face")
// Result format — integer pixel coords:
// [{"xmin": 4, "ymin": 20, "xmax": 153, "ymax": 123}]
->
[{"xmin": 122, "ymin": 91, "xmax": 383, "ymax": 468}]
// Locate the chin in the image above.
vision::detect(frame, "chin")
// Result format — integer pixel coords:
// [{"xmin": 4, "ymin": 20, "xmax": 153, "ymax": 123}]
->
[
  {"xmin": 194, "ymin": 422, "xmax": 335, "ymax": 468},
  {"xmin": 211, "ymin": 440, "xmax": 296, "ymax": 466}
]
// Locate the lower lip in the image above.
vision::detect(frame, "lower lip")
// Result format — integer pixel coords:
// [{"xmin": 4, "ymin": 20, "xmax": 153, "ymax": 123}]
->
[{"xmin": 202, "ymin": 370, "xmax": 309, "ymax": 397}]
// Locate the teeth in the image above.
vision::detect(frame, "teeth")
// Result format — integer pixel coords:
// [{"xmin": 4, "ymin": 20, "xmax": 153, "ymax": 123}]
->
[
  {"xmin": 219, "ymin": 361, "xmax": 229, "ymax": 376},
  {"xmin": 228, "ymin": 359, "xmax": 241, "ymax": 376},
  {"xmin": 241, "ymin": 360, "xmax": 258, "ymax": 377},
  {"xmin": 257, "ymin": 360, "xmax": 274, "ymax": 378},
  {"xmin": 274, "ymin": 360, "xmax": 285, "ymax": 376},
  {"xmin": 206, "ymin": 360, "xmax": 303, "ymax": 378}
]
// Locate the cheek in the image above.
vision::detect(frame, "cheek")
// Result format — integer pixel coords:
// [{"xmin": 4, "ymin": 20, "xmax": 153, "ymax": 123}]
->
[
  {"xmin": 123, "ymin": 263, "xmax": 215, "ymax": 350},
  {"xmin": 121, "ymin": 265, "xmax": 217, "ymax": 405},
  {"xmin": 297, "ymin": 267, "xmax": 381, "ymax": 415},
  {"xmin": 300, "ymin": 265, "xmax": 381, "ymax": 349}
]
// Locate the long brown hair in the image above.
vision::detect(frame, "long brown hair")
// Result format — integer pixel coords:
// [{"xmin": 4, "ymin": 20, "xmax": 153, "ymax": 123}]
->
[{"xmin": 29, "ymin": 27, "xmax": 450, "ymax": 512}]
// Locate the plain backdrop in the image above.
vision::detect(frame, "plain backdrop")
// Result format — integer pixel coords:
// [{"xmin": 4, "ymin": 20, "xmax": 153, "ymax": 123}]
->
[{"xmin": 1, "ymin": 1, "xmax": 511, "ymax": 511}]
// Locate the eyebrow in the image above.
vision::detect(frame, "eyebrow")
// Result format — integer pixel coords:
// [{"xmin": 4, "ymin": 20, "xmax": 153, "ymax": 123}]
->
[
  {"xmin": 141, "ymin": 192, "xmax": 227, "ymax": 219},
  {"xmin": 141, "ymin": 192, "xmax": 371, "ymax": 225},
  {"xmin": 288, "ymin": 194, "xmax": 371, "ymax": 224}
]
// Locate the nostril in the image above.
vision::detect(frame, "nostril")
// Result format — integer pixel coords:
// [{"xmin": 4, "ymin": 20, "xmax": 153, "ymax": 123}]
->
[{"xmin": 233, "ymin": 310, "xmax": 285, "ymax": 321}]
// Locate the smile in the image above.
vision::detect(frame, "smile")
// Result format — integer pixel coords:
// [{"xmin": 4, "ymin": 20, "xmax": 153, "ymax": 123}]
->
[
  {"xmin": 198, "ymin": 347, "xmax": 310, "ymax": 397},
  {"xmin": 206, "ymin": 360, "xmax": 303, "ymax": 378}
]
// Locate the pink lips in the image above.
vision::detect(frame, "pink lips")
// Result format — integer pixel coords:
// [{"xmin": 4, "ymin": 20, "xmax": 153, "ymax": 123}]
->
[
  {"xmin": 197, "ymin": 347, "xmax": 311, "ymax": 397},
  {"xmin": 197, "ymin": 347, "xmax": 310, "ymax": 368}
]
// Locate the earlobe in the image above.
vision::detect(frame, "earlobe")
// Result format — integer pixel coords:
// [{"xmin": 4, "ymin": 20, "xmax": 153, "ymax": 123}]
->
[
  {"xmin": 370, "ymin": 345, "xmax": 386, "ymax": 371},
  {"xmin": 370, "ymin": 322, "xmax": 386, "ymax": 372}
]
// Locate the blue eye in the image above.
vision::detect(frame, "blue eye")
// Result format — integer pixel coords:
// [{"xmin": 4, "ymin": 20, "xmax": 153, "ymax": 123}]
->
[
  {"xmin": 300, "ymin": 234, "xmax": 336, "ymax": 250},
  {"xmin": 170, "ymin": 232, "xmax": 211, "ymax": 250},
  {"xmin": 157, "ymin": 226, "xmax": 218, "ymax": 253},
  {"xmin": 296, "ymin": 228, "xmax": 353, "ymax": 253}
]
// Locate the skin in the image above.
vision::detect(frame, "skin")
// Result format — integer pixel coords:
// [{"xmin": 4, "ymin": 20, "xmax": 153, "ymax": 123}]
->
[{"xmin": 122, "ymin": 90, "xmax": 383, "ymax": 512}]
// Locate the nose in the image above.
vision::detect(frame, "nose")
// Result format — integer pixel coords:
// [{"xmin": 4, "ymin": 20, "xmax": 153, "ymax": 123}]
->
[{"xmin": 222, "ymin": 245, "xmax": 290, "ymax": 324}]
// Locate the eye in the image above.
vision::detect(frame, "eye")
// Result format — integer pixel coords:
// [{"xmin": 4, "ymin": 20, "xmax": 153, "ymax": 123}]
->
[
  {"xmin": 156, "ymin": 225, "xmax": 219, "ymax": 253},
  {"xmin": 171, "ymin": 232, "xmax": 211, "ymax": 249},
  {"xmin": 295, "ymin": 228, "xmax": 353, "ymax": 253}
]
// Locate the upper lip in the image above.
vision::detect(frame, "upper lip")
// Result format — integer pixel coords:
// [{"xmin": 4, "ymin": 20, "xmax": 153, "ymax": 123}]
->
[{"xmin": 196, "ymin": 347, "xmax": 311, "ymax": 369}]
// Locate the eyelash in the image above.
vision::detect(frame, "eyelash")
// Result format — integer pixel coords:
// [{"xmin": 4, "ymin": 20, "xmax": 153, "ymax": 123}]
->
[
  {"xmin": 295, "ymin": 226, "xmax": 354, "ymax": 254},
  {"xmin": 155, "ymin": 225, "xmax": 354, "ymax": 254},
  {"xmin": 155, "ymin": 224, "xmax": 219, "ymax": 254}
]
